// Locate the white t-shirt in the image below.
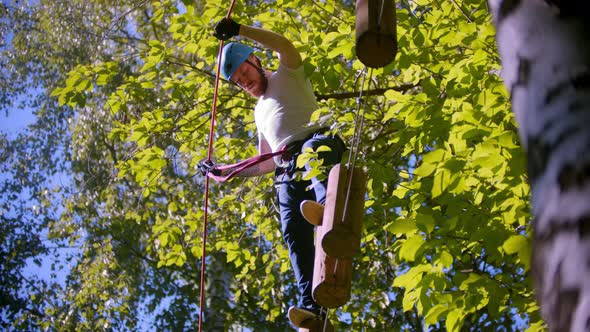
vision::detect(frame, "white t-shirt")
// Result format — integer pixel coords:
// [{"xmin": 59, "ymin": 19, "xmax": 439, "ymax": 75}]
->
[{"xmin": 254, "ymin": 63, "xmax": 319, "ymax": 158}]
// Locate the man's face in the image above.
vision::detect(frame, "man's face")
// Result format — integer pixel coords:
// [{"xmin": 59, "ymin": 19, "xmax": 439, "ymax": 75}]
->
[{"xmin": 230, "ymin": 55, "xmax": 267, "ymax": 98}]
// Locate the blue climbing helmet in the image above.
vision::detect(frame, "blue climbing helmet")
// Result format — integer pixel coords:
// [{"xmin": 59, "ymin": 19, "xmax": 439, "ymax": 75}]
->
[{"xmin": 220, "ymin": 42, "xmax": 254, "ymax": 81}]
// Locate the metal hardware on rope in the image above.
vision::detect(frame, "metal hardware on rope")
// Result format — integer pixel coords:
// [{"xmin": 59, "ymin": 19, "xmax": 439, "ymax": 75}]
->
[{"xmin": 198, "ymin": 1, "xmax": 238, "ymax": 331}]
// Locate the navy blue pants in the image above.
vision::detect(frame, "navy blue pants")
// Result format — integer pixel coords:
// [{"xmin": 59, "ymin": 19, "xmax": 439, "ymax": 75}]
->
[{"xmin": 274, "ymin": 132, "xmax": 346, "ymax": 309}]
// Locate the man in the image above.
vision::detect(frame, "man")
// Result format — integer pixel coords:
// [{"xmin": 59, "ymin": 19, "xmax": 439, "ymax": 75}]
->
[{"xmin": 200, "ymin": 18, "xmax": 345, "ymax": 329}]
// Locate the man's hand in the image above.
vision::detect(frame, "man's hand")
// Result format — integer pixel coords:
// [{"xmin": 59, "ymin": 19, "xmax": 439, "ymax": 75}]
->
[
  {"xmin": 197, "ymin": 159, "xmax": 221, "ymax": 176},
  {"xmin": 213, "ymin": 18, "xmax": 241, "ymax": 41}
]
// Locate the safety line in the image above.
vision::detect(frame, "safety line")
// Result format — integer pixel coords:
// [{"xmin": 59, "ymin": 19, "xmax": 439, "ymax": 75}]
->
[
  {"xmin": 341, "ymin": 67, "xmax": 373, "ymax": 226},
  {"xmin": 199, "ymin": 1, "xmax": 237, "ymax": 331},
  {"xmin": 328, "ymin": 4, "xmax": 384, "ymax": 329},
  {"xmin": 378, "ymin": 0, "xmax": 386, "ymax": 27},
  {"xmin": 322, "ymin": 307, "xmax": 331, "ymax": 332},
  {"xmin": 341, "ymin": 0, "xmax": 384, "ymax": 224},
  {"xmin": 322, "ymin": 66, "xmax": 372, "ymax": 332}
]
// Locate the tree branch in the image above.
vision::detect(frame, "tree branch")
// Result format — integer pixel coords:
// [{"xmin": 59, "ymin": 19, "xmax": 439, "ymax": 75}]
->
[
  {"xmin": 449, "ymin": 0, "xmax": 473, "ymax": 23},
  {"xmin": 315, "ymin": 83, "xmax": 416, "ymax": 101}
]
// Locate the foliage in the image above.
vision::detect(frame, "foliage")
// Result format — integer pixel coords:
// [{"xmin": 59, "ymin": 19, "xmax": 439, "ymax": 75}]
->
[{"xmin": 2, "ymin": 0, "xmax": 543, "ymax": 331}]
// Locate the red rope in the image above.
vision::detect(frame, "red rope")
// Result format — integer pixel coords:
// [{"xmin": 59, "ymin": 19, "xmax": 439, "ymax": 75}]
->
[{"xmin": 198, "ymin": 1, "xmax": 238, "ymax": 331}]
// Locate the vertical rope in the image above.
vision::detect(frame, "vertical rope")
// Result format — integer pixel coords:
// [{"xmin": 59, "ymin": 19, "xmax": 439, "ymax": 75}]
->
[
  {"xmin": 321, "ymin": 67, "xmax": 372, "ymax": 332},
  {"xmin": 341, "ymin": 0, "xmax": 384, "ymax": 219},
  {"xmin": 198, "ymin": 2, "xmax": 238, "ymax": 331},
  {"xmin": 322, "ymin": 307, "xmax": 331, "ymax": 332},
  {"xmin": 325, "ymin": 3, "xmax": 384, "ymax": 325},
  {"xmin": 378, "ymin": 0, "xmax": 386, "ymax": 27},
  {"xmin": 341, "ymin": 67, "xmax": 373, "ymax": 225},
  {"xmin": 344, "ymin": 69, "xmax": 367, "ymax": 168}
]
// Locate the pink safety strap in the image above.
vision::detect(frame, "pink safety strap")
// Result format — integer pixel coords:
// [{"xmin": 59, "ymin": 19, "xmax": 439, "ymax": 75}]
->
[{"xmin": 207, "ymin": 148, "xmax": 287, "ymax": 182}]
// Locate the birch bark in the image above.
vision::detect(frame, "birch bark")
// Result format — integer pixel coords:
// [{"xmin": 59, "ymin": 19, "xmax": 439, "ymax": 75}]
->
[{"xmin": 489, "ymin": 1, "xmax": 590, "ymax": 331}]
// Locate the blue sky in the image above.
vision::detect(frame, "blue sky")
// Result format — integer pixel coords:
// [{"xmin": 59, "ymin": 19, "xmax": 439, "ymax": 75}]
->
[{"xmin": 0, "ymin": 104, "xmax": 35, "ymax": 136}]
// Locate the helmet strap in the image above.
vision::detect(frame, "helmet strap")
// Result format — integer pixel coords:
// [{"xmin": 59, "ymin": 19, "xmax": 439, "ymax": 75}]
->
[{"xmin": 245, "ymin": 57, "xmax": 267, "ymax": 79}]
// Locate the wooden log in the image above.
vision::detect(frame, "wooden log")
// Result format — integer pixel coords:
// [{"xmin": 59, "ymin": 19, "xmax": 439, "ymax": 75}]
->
[
  {"xmin": 288, "ymin": 307, "xmax": 334, "ymax": 332},
  {"xmin": 298, "ymin": 318, "xmax": 334, "ymax": 332},
  {"xmin": 321, "ymin": 164, "xmax": 366, "ymax": 258},
  {"xmin": 312, "ymin": 250, "xmax": 353, "ymax": 308},
  {"xmin": 355, "ymin": 0, "xmax": 397, "ymax": 68},
  {"xmin": 312, "ymin": 164, "xmax": 367, "ymax": 308}
]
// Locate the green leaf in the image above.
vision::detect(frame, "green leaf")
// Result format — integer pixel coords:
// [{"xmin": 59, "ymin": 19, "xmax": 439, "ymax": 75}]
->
[
  {"xmin": 459, "ymin": 273, "xmax": 484, "ymax": 291},
  {"xmin": 413, "ymin": 162, "xmax": 436, "ymax": 177},
  {"xmin": 384, "ymin": 89, "xmax": 411, "ymax": 103},
  {"xmin": 399, "ymin": 235, "xmax": 424, "ymax": 262},
  {"xmin": 415, "ymin": 214, "xmax": 435, "ymax": 234},
  {"xmin": 414, "ymin": 149, "xmax": 450, "ymax": 178},
  {"xmin": 96, "ymin": 74, "xmax": 110, "ymax": 86},
  {"xmin": 439, "ymin": 250, "xmax": 454, "ymax": 268},
  {"xmin": 425, "ymin": 304, "xmax": 450, "ymax": 325},
  {"xmin": 295, "ymin": 150, "xmax": 314, "ymax": 168},
  {"xmin": 141, "ymin": 81, "xmax": 155, "ymax": 89},
  {"xmin": 302, "ymin": 167, "xmax": 322, "ymax": 181},
  {"xmin": 525, "ymin": 321, "xmax": 547, "ymax": 332},
  {"xmin": 185, "ymin": 42, "xmax": 198, "ymax": 54},
  {"xmin": 385, "ymin": 218, "xmax": 417, "ymax": 236},
  {"xmin": 412, "ymin": 29, "xmax": 425, "ymax": 47},
  {"xmin": 446, "ymin": 309, "xmax": 466, "ymax": 332},
  {"xmin": 393, "ymin": 264, "xmax": 430, "ymax": 289},
  {"xmin": 337, "ymin": 23, "xmax": 351, "ymax": 34},
  {"xmin": 503, "ymin": 235, "xmax": 531, "ymax": 270},
  {"xmin": 432, "ymin": 168, "xmax": 451, "ymax": 198},
  {"xmin": 422, "ymin": 149, "xmax": 448, "ymax": 164},
  {"xmin": 158, "ymin": 233, "xmax": 169, "ymax": 247},
  {"xmin": 502, "ymin": 235, "xmax": 527, "ymax": 255},
  {"xmin": 496, "ymin": 131, "xmax": 519, "ymax": 148},
  {"xmin": 382, "ymin": 102, "xmax": 404, "ymax": 122},
  {"xmin": 324, "ymin": 68, "xmax": 340, "ymax": 87},
  {"xmin": 402, "ymin": 288, "xmax": 420, "ymax": 312},
  {"xmin": 315, "ymin": 145, "xmax": 332, "ymax": 152},
  {"xmin": 392, "ymin": 182, "xmax": 410, "ymax": 199}
]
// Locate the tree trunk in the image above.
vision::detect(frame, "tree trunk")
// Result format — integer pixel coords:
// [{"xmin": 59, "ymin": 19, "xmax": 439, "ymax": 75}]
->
[
  {"xmin": 488, "ymin": 1, "xmax": 590, "ymax": 331},
  {"xmin": 204, "ymin": 251, "xmax": 232, "ymax": 331}
]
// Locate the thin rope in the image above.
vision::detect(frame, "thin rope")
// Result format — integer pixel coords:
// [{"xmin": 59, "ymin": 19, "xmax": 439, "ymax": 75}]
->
[
  {"xmin": 341, "ymin": 0, "xmax": 383, "ymax": 223},
  {"xmin": 325, "ymin": 3, "xmax": 383, "ymax": 324},
  {"xmin": 378, "ymin": 0, "xmax": 386, "ymax": 27},
  {"xmin": 344, "ymin": 69, "xmax": 366, "ymax": 166},
  {"xmin": 340, "ymin": 67, "xmax": 372, "ymax": 225},
  {"xmin": 322, "ymin": 307, "xmax": 331, "ymax": 332},
  {"xmin": 322, "ymin": 67, "xmax": 372, "ymax": 332},
  {"xmin": 199, "ymin": 2, "xmax": 238, "ymax": 331}
]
